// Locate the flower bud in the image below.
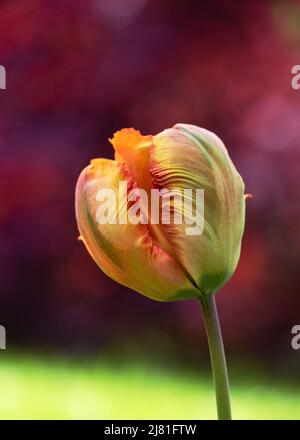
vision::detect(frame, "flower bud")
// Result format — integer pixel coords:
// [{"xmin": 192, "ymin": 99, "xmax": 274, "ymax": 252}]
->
[{"xmin": 75, "ymin": 124, "xmax": 246, "ymax": 301}]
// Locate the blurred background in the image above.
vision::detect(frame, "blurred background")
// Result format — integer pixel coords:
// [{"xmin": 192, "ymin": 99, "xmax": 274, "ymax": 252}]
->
[{"xmin": 1, "ymin": 0, "xmax": 300, "ymax": 419}]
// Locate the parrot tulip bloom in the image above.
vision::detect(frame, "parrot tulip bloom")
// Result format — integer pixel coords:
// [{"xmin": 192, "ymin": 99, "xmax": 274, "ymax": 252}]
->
[{"xmin": 75, "ymin": 124, "xmax": 245, "ymax": 302}]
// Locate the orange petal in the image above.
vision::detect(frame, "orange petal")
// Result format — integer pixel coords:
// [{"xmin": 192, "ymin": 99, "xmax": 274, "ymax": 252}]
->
[{"xmin": 110, "ymin": 128, "xmax": 153, "ymax": 191}]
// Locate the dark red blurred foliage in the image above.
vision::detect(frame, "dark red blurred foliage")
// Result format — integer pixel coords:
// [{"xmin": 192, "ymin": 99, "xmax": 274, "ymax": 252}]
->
[{"xmin": 1, "ymin": 0, "xmax": 300, "ymax": 365}]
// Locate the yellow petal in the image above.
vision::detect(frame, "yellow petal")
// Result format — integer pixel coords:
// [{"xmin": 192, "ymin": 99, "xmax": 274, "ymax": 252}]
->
[
  {"xmin": 75, "ymin": 157, "xmax": 197, "ymax": 301},
  {"xmin": 151, "ymin": 124, "xmax": 245, "ymax": 295}
]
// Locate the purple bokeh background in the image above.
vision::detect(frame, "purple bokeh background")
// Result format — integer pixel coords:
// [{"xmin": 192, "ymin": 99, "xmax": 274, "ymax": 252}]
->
[{"xmin": 1, "ymin": 0, "xmax": 300, "ymax": 368}]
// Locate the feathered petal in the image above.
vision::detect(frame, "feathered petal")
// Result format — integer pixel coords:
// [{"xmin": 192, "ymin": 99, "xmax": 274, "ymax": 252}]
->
[{"xmin": 151, "ymin": 123, "xmax": 245, "ymax": 294}]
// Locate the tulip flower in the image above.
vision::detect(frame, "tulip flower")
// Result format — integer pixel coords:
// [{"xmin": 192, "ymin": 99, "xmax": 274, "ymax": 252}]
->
[{"xmin": 75, "ymin": 123, "xmax": 247, "ymax": 420}]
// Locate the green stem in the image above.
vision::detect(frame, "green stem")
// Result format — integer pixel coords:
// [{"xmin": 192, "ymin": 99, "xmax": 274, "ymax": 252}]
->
[{"xmin": 199, "ymin": 294, "xmax": 232, "ymax": 420}]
